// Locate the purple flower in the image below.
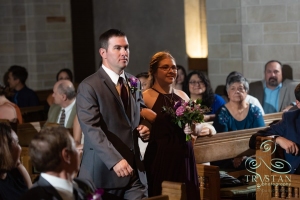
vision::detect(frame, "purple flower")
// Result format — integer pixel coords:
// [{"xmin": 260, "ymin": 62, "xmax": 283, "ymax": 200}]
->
[
  {"xmin": 129, "ymin": 77, "xmax": 138, "ymax": 88},
  {"xmin": 87, "ymin": 188, "xmax": 104, "ymax": 200},
  {"xmin": 174, "ymin": 101, "xmax": 182, "ymax": 110},
  {"xmin": 176, "ymin": 106, "xmax": 185, "ymax": 116}
]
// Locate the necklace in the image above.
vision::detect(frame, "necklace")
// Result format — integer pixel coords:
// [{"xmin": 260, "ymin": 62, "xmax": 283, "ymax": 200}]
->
[
  {"xmin": 151, "ymin": 87, "xmax": 174, "ymax": 105},
  {"xmin": 163, "ymin": 92, "xmax": 174, "ymax": 104}
]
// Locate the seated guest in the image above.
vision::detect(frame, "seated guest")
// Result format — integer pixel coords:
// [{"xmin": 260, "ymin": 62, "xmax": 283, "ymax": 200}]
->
[
  {"xmin": 47, "ymin": 68, "xmax": 74, "ymax": 106},
  {"xmin": 288, "ymin": 83, "xmax": 300, "ymax": 111},
  {"xmin": 249, "ymin": 60, "xmax": 298, "ymax": 114},
  {"xmin": 184, "ymin": 71, "xmax": 225, "ymax": 121},
  {"xmin": 173, "ymin": 65, "xmax": 187, "ymax": 90},
  {"xmin": 249, "ymin": 108, "xmax": 300, "ymax": 174},
  {"xmin": 0, "ymin": 122, "xmax": 31, "ymax": 200},
  {"xmin": 7, "ymin": 65, "xmax": 39, "ymax": 108},
  {"xmin": 21, "ymin": 126, "xmax": 98, "ymax": 200},
  {"xmin": 213, "ymin": 74, "xmax": 265, "ymax": 169},
  {"xmin": 224, "ymin": 71, "xmax": 265, "ymax": 115},
  {"xmin": 46, "ymin": 80, "xmax": 76, "ymax": 128},
  {"xmin": 0, "ymin": 84, "xmax": 23, "ymax": 124},
  {"xmin": 136, "ymin": 72, "xmax": 150, "ymax": 92}
]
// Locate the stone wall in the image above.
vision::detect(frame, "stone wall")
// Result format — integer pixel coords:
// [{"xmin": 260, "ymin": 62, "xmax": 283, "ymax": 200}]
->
[
  {"xmin": 207, "ymin": 0, "xmax": 300, "ymax": 90},
  {"xmin": 0, "ymin": 0, "xmax": 73, "ymax": 90}
]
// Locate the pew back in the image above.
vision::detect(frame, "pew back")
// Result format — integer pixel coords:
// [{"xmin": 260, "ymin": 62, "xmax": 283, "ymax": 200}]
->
[{"xmin": 256, "ymin": 136, "xmax": 300, "ymax": 200}]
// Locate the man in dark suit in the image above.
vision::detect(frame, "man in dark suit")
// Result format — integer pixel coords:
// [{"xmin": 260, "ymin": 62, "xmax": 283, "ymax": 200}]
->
[
  {"xmin": 249, "ymin": 109, "xmax": 300, "ymax": 174},
  {"xmin": 249, "ymin": 60, "xmax": 298, "ymax": 114},
  {"xmin": 76, "ymin": 29, "xmax": 150, "ymax": 200},
  {"xmin": 21, "ymin": 126, "xmax": 96, "ymax": 200}
]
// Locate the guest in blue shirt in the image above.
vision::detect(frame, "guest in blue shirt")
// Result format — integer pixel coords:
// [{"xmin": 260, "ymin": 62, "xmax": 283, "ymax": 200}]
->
[
  {"xmin": 7, "ymin": 65, "xmax": 39, "ymax": 108},
  {"xmin": 184, "ymin": 71, "xmax": 225, "ymax": 122}
]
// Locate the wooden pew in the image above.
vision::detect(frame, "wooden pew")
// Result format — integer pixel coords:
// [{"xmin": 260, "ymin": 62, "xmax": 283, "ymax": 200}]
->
[
  {"xmin": 161, "ymin": 127, "xmax": 265, "ymax": 200},
  {"xmin": 255, "ymin": 136, "xmax": 300, "ymax": 200},
  {"xmin": 20, "ymin": 105, "xmax": 47, "ymax": 123},
  {"xmin": 263, "ymin": 112, "xmax": 283, "ymax": 126},
  {"xmin": 17, "ymin": 121, "xmax": 46, "ymax": 181}
]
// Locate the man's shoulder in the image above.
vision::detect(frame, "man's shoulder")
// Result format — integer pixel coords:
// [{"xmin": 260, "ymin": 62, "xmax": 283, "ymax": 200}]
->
[
  {"xmin": 284, "ymin": 108, "xmax": 300, "ymax": 118},
  {"xmin": 283, "ymin": 79, "xmax": 299, "ymax": 87}
]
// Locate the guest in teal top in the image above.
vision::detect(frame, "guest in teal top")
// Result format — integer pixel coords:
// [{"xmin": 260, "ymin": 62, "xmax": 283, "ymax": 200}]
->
[
  {"xmin": 212, "ymin": 74, "xmax": 265, "ymax": 170},
  {"xmin": 184, "ymin": 71, "xmax": 225, "ymax": 122}
]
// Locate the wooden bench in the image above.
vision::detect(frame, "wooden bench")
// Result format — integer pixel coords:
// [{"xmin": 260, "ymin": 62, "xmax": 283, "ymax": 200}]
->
[
  {"xmin": 20, "ymin": 105, "xmax": 47, "ymax": 122},
  {"xmin": 161, "ymin": 127, "xmax": 265, "ymax": 200},
  {"xmin": 255, "ymin": 136, "xmax": 300, "ymax": 200},
  {"xmin": 263, "ymin": 112, "xmax": 283, "ymax": 126}
]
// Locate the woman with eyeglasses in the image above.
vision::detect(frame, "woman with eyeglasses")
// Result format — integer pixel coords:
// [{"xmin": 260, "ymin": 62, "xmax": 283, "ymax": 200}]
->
[
  {"xmin": 212, "ymin": 74, "xmax": 265, "ymax": 170},
  {"xmin": 142, "ymin": 51, "xmax": 216, "ymax": 200},
  {"xmin": 184, "ymin": 71, "xmax": 225, "ymax": 121}
]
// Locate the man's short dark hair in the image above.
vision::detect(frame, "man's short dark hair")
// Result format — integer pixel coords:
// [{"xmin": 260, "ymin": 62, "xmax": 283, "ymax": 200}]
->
[
  {"xmin": 264, "ymin": 60, "xmax": 283, "ymax": 72},
  {"xmin": 29, "ymin": 126, "xmax": 73, "ymax": 172},
  {"xmin": 99, "ymin": 29, "xmax": 126, "ymax": 50},
  {"xmin": 295, "ymin": 83, "xmax": 300, "ymax": 101},
  {"xmin": 8, "ymin": 65, "xmax": 28, "ymax": 85}
]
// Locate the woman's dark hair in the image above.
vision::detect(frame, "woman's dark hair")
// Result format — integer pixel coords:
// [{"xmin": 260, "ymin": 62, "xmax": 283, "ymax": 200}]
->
[
  {"xmin": 0, "ymin": 122, "xmax": 14, "ymax": 171},
  {"xmin": 136, "ymin": 72, "xmax": 149, "ymax": 79},
  {"xmin": 184, "ymin": 71, "xmax": 215, "ymax": 107},
  {"xmin": 0, "ymin": 83, "xmax": 13, "ymax": 98},
  {"xmin": 56, "ymin": 68, "xmax": 73, "ymax": 82},
  {"xmin": 176, "ymin": 65, "xmax": 187, "ymax": 84}
]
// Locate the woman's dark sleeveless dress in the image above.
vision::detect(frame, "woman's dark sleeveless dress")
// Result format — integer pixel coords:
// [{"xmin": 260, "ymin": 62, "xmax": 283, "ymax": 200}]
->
[{"xmin": 144, "ymin": 90, "xmax": 200, "ymax": 200}]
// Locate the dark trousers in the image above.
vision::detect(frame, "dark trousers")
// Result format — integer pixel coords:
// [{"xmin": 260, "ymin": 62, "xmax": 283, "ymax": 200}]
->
[{"xmin": 102, "ymin": 170, "xmax": 147, "ymax": 200}]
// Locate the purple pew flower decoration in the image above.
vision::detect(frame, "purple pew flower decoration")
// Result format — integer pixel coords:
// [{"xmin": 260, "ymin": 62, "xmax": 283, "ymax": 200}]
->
[{"xmin": 163, "ymin": 99, "xmax": 210, "ymax": 141}]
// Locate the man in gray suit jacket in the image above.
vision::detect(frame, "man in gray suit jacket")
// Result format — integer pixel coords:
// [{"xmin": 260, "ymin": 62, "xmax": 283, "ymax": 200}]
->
[
  {"xmin": 46, "ymin": 80, "xmax": 76, "ymax": 128},
  {"xmin": 76, "ymin": 29, "xmax": 150, "ymax": 200},
  {"xmin": 249, "ymin": 60, "xmax": 298, "ymax": 114}
]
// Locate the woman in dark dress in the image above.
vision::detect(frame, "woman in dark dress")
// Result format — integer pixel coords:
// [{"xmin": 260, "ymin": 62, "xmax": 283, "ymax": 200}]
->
[{"xmin": 143, "ymin": 51, "xmax": 204, "ymax": 200}]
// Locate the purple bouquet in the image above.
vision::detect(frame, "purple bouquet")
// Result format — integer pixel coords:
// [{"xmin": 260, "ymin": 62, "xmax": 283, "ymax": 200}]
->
[
  {"xmin": 127, "ymin": 77, "xmax": 139, "ymax": 94},
  {"xmin": 163, "ymin": 99, "xmax": 210, "ymax": 141}
]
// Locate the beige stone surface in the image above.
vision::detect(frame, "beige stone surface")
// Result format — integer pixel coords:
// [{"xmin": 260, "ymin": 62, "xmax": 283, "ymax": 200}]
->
[
  {"xmin": 46, "ymin": 41, "xmax": 72, "ymax": 52},
  {"xmin": 247, "ymin": 5, "xmax": 286, "ymax": 23},
  {"xmin": 287, "ymin": 4, "xmax": 300, "ymax": 21},
  {"xmin": 241, "ymin": 0, "xmax": 260, "ymax": 6},
  {"xmin": 207, "ymin": 9, "xmax": 237, "ymax": 24},
  {"xmin": 230, "ymin": 44, "xmax": 242, "ymax": 58},
  {"xmin": 208, "ymin": 60, "xmax": 221, "ymax": 74},
  {"xmin": 220, "ymin": 25, "xmax": 241, "ymax": 34},
  {"xmin": 264, "ymin": 22, "xmax": 298, "ymax": 33},
  {"xmin": 221, "ymin": 34, "xmax": 241, "ymax": 43},
  {"xmin": 220, "ymin": 59, "xmax": 242, "ymax": 74},
  {"xmin": 248, "ymin": 45, "xmax": 300, "ymax": 61},
  {"xmin": 209, "ymin": 44, "xmax": 230, "ymax": 58},
  {"xmin": 207, "ymin": 25, "xmax": 220, "ymax": 44},
  {"xmin": 243, "ymin": 63, "xmax": 264, "ymax": 79},
  {"xmin": 264, "ymin": 33, "xmax": 298, "ymax": 44},
  {"xmin": 242, "ymin": 24, "xmax": 263, "ymax": 44},
  {"xmin": 221, "ymin": 0, "xmax": 241, "ymax": 8}
]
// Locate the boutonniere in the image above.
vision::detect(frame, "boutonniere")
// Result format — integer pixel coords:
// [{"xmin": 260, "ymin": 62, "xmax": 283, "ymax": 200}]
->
[
  {"xmin": 87, "ymin": 188, "xmax": 104, "ymax": 200},
  {"xmin": 127, "ymin": 77, "xmax": 139, "ymax": 94}
]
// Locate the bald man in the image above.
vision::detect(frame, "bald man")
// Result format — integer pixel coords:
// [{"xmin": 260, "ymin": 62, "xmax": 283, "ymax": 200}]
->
[{"xmin": 46, "ymin": 80, "xmax": 76, "ymax": 128}]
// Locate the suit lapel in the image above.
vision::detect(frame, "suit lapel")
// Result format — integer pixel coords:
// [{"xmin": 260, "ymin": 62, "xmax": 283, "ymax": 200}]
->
[
  {"xmin": 98, "ymin": 68, "xmax": 131, "ymax": 125},
  {"xmin": 279, "ymin": 85, "xmax": 287, "ymax": 111},
  {"xmin": 37, "ymin": 176, "xmax": 63, "ymax": 200},
  {"xmin": 66, "ymin": 104, "xmax": 76, "ymax": 128}
]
